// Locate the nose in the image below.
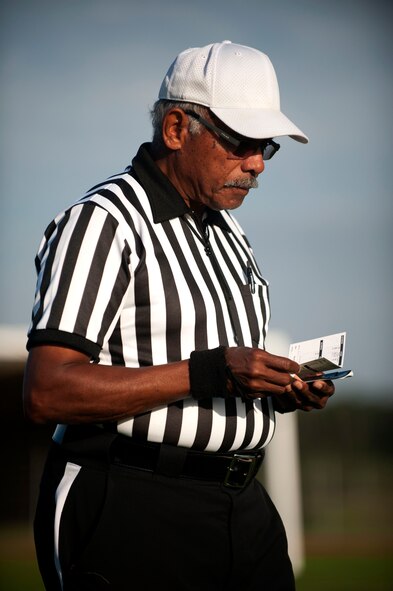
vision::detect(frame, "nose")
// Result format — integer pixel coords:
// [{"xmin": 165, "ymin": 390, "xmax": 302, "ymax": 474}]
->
[{"xmin": 241, "ymin": 151, "xmax": 265, "ymax": 175}]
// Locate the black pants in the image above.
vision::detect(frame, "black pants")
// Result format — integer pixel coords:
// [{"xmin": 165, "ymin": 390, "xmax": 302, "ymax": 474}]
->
[{"xmin": 34, "ymin": 442, "xmax": 295, "ymax": 591}]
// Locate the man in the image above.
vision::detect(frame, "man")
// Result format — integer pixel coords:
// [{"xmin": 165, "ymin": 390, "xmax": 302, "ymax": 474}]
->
[{"xmin": 24, "ymin": 41, "xmax": 334, "ymax": 591}]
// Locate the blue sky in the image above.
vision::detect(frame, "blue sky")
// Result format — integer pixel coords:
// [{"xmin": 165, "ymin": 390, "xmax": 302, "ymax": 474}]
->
[{"xmin": 1, "ymin": 0, "xmax": 392, "ymax": 399}]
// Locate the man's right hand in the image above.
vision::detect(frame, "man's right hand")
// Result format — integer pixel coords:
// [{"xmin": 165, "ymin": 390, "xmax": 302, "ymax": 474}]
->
[{"xmin": 225, "ymin": 347, "xmax": 300, "ymax": 398}]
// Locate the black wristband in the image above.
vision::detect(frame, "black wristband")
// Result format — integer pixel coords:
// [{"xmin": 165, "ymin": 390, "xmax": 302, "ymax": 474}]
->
[{"xmin": 189, "ymin": 346, "xmax": 231, "ymax": 400}]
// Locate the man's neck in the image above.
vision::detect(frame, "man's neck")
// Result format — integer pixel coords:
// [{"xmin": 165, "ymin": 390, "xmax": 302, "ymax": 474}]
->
[{"xmin": 151, "ymin": 145, "xmax": 206, "ymax": 219}]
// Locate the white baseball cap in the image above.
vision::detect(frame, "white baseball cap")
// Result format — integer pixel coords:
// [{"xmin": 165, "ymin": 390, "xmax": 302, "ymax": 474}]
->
[{"xmin": 159, "ymin": 40, "xmax": 308, "ymax": 143}]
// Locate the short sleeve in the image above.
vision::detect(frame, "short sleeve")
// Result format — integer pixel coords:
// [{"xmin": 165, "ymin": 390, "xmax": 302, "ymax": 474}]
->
[{"xmin": 27, "ymin": 202, "xmax": 132, "ymax": 358}]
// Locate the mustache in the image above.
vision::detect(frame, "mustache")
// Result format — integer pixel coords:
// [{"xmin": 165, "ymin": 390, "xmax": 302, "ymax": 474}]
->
[{"xmin": 224, "ymin": 177, "xmax": 259, "ymax": 189}]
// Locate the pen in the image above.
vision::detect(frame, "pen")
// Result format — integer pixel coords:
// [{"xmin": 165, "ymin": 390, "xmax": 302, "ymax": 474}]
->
[{"xmin": 247, "ymin": 264, "xmax": 255, "ymax": 294}]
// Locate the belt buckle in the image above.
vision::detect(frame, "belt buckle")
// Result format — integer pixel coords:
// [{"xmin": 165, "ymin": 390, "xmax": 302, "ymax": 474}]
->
[{"xmin": 224, "ymin": 453, "xmax": 259, "ymax": 489}]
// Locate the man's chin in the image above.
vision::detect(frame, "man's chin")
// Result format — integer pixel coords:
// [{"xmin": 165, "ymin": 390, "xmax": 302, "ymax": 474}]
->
[{"xmin": 223, "ymin": 190, "xmax": 248, "ymax": 210}]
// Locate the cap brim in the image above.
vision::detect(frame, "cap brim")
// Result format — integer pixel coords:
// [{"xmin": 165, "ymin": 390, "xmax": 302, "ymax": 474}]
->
[{"xmin": 210, "ymin": 107, "xmax": 309, "ymax": 143}]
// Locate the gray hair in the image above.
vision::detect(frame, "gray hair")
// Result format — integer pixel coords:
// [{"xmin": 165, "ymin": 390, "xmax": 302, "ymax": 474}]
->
[{"xmin": 150, "ymin": 100, "xmax": 210, "ymax": 149}]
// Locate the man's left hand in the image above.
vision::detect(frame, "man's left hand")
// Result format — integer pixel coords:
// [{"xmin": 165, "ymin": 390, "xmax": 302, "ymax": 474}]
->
[{"xmin": 273, "ymin": 378, "xmax": 335, "ymax": 413}]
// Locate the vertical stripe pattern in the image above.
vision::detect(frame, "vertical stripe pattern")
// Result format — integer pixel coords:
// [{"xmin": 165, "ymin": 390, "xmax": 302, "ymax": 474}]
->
[{"xmin": 28, "ymin": 147, "xmax": 275, "ymax": 452}]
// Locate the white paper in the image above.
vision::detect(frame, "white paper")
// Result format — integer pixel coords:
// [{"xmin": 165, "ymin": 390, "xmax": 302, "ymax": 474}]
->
[
  {"xmin": 289, "ymin": 332, "xmax": 353, "ymax": 381},
  {"xmin": 289, "ymin": 332, "xmax": 346, "ymax": 367}
]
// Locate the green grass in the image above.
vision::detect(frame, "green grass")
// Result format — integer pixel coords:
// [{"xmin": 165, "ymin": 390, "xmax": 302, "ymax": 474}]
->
[
  {"xmin": 296, "ymin": 556, "xmax": 393, "ymax": 591},
  {"xmin": 0, "ymin": 525, "xmax": 45, "ymax": 591},
  {"xmin": 1, "ymin": 556, "xmax": 392, "ymax": 590},
  {"xmin": 0, "ymin": 559, "xmax": 44, "ymax": 591},
  {"xmin": 1, "ymin": 526, "xmax": 392, "ymax": 590}
]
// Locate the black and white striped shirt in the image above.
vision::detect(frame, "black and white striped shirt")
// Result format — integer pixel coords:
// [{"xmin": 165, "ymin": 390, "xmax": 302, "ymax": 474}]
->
[{"xmin": 27, "ymin": 143, "xmax": 275, "ymax": 452}]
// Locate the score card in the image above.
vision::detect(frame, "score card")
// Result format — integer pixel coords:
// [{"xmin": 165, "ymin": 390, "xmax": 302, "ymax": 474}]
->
[{"xmin": 289, "ymin": 332, "xmax": 353, "ymax": 381}]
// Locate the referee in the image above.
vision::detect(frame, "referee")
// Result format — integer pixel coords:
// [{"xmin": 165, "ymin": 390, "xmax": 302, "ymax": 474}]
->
[{"xmin": 24, "ymin": 41, "xmax": 334, "ymax": 591}]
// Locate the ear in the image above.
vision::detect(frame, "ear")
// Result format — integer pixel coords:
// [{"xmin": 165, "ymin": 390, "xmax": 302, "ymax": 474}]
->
[{"xmin": 161, "ymin": 109, "xmax": 189, "ymax": 151}]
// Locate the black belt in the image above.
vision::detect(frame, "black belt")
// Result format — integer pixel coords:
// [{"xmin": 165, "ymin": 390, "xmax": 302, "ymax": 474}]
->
[
  {"xmin": 59, "ymin": 426, "xmax": 264, "ymax": 489},
  {"xmin": 111, "ymin": 437, "xmax": 264, "ymax": 489}
]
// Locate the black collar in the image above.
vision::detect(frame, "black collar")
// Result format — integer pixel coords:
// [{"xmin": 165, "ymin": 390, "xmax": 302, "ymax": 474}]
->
[{"xmin": 129, "ymin": 143, "xmax": 231, "ymax": 231}]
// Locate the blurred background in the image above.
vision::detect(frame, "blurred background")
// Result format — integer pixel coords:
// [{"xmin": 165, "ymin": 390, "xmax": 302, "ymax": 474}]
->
[{"xmin": 0, "ymin": 0, "xmax": 392, "ymax": 589}]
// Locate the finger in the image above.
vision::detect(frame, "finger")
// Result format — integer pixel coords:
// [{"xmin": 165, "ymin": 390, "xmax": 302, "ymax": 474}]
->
[
  {"xmin": 301, "ymin": 405, "xmax": 315, "ymax": 412},
  {"xmin": 229, "ymin": 369, "xmax": 291, "ymax": 398},
  {"xmin": 263, "ymin": 351, "xmax": 300, "ymax": 375},
  {"xmin": 291, "ymin": 380, "xmax": 327, "ymax": 406},
  {"xmin": 309, "ymin": 380, "xmax": 335, "ymax": 396},
  {"xmin": 238, "ymin": 367, "xmax": 296, "ymax": 392},
  {"xmin": 263, "ymin": 369, "xmax": 297, "ymax": 388},
  {"xmin": 289, "ymin": 374, "xmax": 303, "ymax": 389},
  {"xmin": 244, "ymin": 380, "xmax": 293, "ymax": 397},
  {"xmin": 226, "ymin": 347, "xmax": 299, "ymax": 385},
  {"xmin": 275, "ymin": 390, "xmax": 303, "ymax": 412}
]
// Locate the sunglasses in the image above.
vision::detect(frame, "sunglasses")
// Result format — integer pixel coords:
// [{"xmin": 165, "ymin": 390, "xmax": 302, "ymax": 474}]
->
[{"xmin": 185, "ymin": 110, "xmax": 280, "ymax": 160}]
